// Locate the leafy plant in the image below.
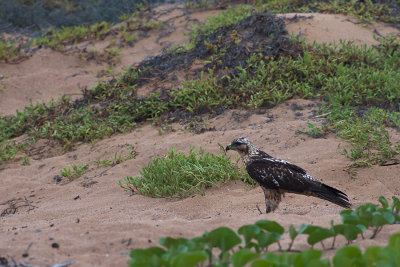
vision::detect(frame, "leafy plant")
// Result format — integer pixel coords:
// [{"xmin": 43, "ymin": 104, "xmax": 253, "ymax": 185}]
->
[
  {"xmin": 127, "ymin": 196, "xmax": 400, "ymax": 266},
  {"xmin": 0, "ymin": 37, "xmax": 29, "ymax": 62},
  {"xmin": 94, "ymin": 146, "xmax": 136, "ymax": 168},
  {"xmin": 60, "ymin": 163, "xmax": 89, "ymax": 180},
  {"xmin": 1, "ymin": 7, "xmax": 400, "ymax": 170},
  {"xmin": 60, "ymin": 167, "xmax": 72, "ymax": 180},
  {"xmin": 298, "ymin": 122, "xmax": 329, "ymax": 138},
  {"xmin": 22, "ymin": 156, "xmax": 30, "ymax": 166},
  {"xmin": 118, "ymin": 145, "xmax": 252, "ymax": 198}
]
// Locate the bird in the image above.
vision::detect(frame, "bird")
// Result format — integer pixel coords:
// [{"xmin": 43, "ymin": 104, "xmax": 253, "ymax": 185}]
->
[{"xmin": 225, "ymin": 137, "xmax": 351, "ymax": 213}]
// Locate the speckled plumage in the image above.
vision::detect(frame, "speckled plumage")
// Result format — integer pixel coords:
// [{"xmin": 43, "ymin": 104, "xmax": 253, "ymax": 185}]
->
[{"xmin": 226, "ymin": 137, "xmax": 351, "ymax": 213}]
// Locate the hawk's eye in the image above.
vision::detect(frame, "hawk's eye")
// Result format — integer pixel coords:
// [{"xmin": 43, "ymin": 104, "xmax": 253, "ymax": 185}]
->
[{"xmin": 232, "ymin": 141, "xmax": 241, "ymax": 146}]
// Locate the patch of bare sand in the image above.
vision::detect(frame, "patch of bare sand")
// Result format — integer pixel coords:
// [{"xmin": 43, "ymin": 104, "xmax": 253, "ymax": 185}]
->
[
  {"xmin": 1, "ymin": 99, "xmax": 400, "ymax": 266},
  {"xmin": 0, "ymin": 5, "xmax": 218, "ymax": 116},
  {"xmin": 1, "ymin": 8, "xmax": 400, "ymax": 266},
  {"xmin": 282, "ymin": 13, "xmax": 400, "ymax": 46}
]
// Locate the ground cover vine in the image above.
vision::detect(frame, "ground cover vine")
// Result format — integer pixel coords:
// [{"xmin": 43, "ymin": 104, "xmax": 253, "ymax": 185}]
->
[{"xmin": 127, "ymin": 196, "xmax": 400, "ymax": 266}]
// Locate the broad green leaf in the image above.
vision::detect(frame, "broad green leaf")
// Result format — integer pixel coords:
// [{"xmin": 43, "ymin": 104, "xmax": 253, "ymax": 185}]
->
[
  {"xmin": 302, "ymin": 225, "xmax": 319, "ymax": 235},
  {"xmin": 333, "ymin": 224, "xmax": 363, "ymax": 241},
  {"xmin": 231, "ymin": 248, "xmax": 259, "ymax": 267},
  {"xmin": 159, "ymin": 237, "xmax": 189, "ymax": 249},
  {"xmin": 306, "ymin": 227, "xmax": 334, "ymax": 246},
  {"xmin": 382, "ymin": 211, "xmax": 395, "ymax": 224},
  {"xmin": 333, "ymin": 246, "xmax": 363, "ymax": 267},
  {"xmin": 294, "ymin": 250, "xmax": 329, "ymax": 267},
  {"xmin": 295, "ymin": 249, "xmax": 322, "ymax": 263},
  {"xmin": 391, "ymin": 196, "xmax": 400, "ymax": 213},
  {"xmin": 190, "ymin": 236, "xmax": 207, "ymax": 250},
  {"xmin": 289, "ymin": 224, "xmax": 298, "ymax": 240},
  {"xmin": 306, "ymin": 259, "xmax": 330, "ymax": 267},
  {"xmin": 340, "ymin": 210, "xmax": 369, "ymax": 229},
  {"xmin": 262, "ymin": 253, "xmax": 281, "ymax": 264},
  {"xmin": 255, "ymin": 231, "xmax": 278, "ymax": 248},
  {"xmin": 379, "ymin": 196, "xmax": 389, "ymax": 209},
  {"xmin": 388, "ymin": 233, "xmax": 400, "ymax": 252},
  {"xmin": 255, "ymin": 220, "xmax": 285, "ymax": 235},
  {"xmin": 238, "ymin": 224, "xmax": 262, "ymax": 246},
  {"xmin": 207, "ymin": 227, "xmax": 241, "ymax": 253},
  {"xmin": 363, "ymin": 246, "xmax": 392, "ymax": 267},
  {"xmin": 372, "ymin": 211, "xmax": 392, "ymax": 226},
  {"xmin": 387, "ymin": 233, "xmax": 400, "ymax": 265},
  {"xmin": 340, "ymin": 210, "xmax": 361, "ymax": 224},
  {"xmin": 278, "ymin": 252, "xmax": 298, "ymax": 265},
  {"xmin": 297, "ymin": 224, "xmax": 308, "ymax": 234},
  {"xmin": 356, "ymin": 203, "xmax": 379, "ymax": 227},
  {"xmin": 158, "ymin": 237, "xmax": 192, "ymax": 260},
  {"xmin": 250, "ymin": 259, "xmax": 274, "ymax": 267},
  {"xmin": 170, "ymin": 251, "xmax": 207, "ymax": 267},
  {"xmin": 128, "ymin": 247, "xmax": 165, "ymax": 267}
]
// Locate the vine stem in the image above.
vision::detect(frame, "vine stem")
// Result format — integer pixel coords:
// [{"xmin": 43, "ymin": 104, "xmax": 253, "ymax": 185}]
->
[
  {"xmin": 287, "ymin": 239, "xmax": 295, "ymax": 251},
  {"xmin": 331, "ymin": 236, "xmax": 336, "ymax": 249},
  {"xmin": 320, "ymin": 240, "xmax": 326, "ymax": 250},
  {"xmin": 277, "ymin": 241, "xmax": 282, "ymax": 251},
  {"xmin": 370, "ymin": 226, "xmax": 383, "ymax": 239}
]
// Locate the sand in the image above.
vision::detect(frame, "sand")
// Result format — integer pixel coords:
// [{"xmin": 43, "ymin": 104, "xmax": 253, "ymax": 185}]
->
[{"xmin": 1, "ymin": 5, "xmax": 400, "ymax": 267}]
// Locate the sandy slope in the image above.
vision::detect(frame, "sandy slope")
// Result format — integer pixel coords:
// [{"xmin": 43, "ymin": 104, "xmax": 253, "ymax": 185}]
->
[{"xmin": 1, "ymin": 6, "xmax": 400, "ymax": 266}]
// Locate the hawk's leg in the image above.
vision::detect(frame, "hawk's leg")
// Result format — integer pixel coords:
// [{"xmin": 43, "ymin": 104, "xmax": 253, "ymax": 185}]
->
[{"xmin": 262, "ymin": 187, "xmax": 282, "ymax": 213}]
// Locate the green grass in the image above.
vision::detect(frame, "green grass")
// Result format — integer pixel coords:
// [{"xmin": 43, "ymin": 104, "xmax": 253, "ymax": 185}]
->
[
  {"xmin": 189, "ymin": 5, "xmax": 255, "ymax": 40},
  {"xmin": 298, "ymin": 122, "xmax": 329, "ymax": 138},
  {"xmin": 33, "ymin": 21, "xmax": 111, "ymax": 50},
  {"xmin": 0, "ymin": 36, "xmax": 35, "ymax": 63},
  {"xmin": 186, "ymin": 0, "xmax": 398, "ymax": 24},
  {"xmin": 1, "ymin": 5, "xmax": 400, "ymax": 170},
  {"xmin": 2, "ymin": 0, "xmax": 398, "ymax": 62},
  {"xmin": 118, "ymin": 145, "xmax": 253, "ymax": 198},
  {"xmin": 0, "ymin": 6, "xmax": 163, "ymax": 62},
  {"xmin": 254, "ymin": 0, "xmax": 398, "ymax": 23}
]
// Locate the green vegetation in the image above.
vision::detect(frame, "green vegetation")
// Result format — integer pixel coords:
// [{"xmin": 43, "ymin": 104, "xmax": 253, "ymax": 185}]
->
[
  {"xmin": 1, "ymin": 4, "xmax": 400, "ymax": 172},
  {"xmin": 34, "ymin": 21, "xmax": 111, "ymax": 50},
  {"xmin": 0, "ymin": 4, "xmax": 163, "ymax": 62},
  {"xmin": 56, "ymin": 146, "xmax": 136, "ymax": 181},
  {"xmin": 0, "ymin": 35, "xmax": 35, "ymax": 63},
  {"xmin": 22, "ymin": 156, "xmax": 30, "ymax": 166},
  {"xmin": 0, "ymin": 0, "xmax": 152, "ymax": 30},
  {"xmin": 60, "ymin": 163, "xmax": 89, "ymax": 180},
  {"xmin": 118, "ymin": 145, "xmax": 253, "ymax": 198},
  {"xmin": 298, "ymin": 122, "xmax": 329, "ymax": 138},
  {"xmin": 94, "ymin": 146, "xmax": 136, "ymax": 168},
  {"xmin": 127, "ymin": 196, "xmax": 400, "ymax": 266},
  {"xmin": 261, "ymin": 0, "xmax": 398, "ymax": 23},
  {"xmin": 187, "ymin": 0, "xmax": 399, "ymax": 24}
]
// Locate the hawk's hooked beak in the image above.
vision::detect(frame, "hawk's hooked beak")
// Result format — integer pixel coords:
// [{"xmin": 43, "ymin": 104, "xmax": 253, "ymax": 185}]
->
[{"xmin": 225, "ymin": 144, "xmax": 231, "ymax": 151}]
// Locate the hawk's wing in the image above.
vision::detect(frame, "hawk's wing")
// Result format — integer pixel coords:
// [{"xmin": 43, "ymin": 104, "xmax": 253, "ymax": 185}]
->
[
  {"xmin": 245, "ymin": 157, "xmax": 351, "ymax": 208},
  {"xmin": 245, "ymin": 157, "xmax": 319, "ymax": 193}
]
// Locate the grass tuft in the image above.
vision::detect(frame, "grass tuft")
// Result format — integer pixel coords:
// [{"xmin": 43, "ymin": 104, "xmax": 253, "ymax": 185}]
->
[{"xmin": 118, "ymin": 145, "xmax": 253, "ymax": 198}]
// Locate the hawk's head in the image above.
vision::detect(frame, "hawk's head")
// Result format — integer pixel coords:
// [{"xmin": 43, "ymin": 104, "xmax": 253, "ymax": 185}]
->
[{"xmin": 226, "ymin": 137, "xmax": 257, "ymax": 156}]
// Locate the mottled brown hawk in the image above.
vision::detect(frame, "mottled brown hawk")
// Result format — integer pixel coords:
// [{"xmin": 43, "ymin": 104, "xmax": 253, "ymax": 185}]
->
[{"xmin": 226, "ymin": 137, "xmax": 351, "ymax": 213}]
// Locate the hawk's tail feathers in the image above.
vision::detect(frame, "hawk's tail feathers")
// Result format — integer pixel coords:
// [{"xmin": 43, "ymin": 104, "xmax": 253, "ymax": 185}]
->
[{"xmin": 314, "ymin": 184, "xmax": 352, "ymax": 209}]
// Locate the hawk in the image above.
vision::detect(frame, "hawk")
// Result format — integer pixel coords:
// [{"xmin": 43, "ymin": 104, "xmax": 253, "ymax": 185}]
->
[{"xmin": 225, "ymin": 137, "xmax": 351, "ymax": 213}]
